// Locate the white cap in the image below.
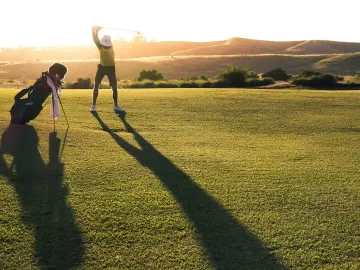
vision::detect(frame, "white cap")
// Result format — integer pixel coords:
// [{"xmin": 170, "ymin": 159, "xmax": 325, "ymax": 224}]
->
[{"xmin": 100, "ymin": 35, "xmax": 112, "ymax": 47}]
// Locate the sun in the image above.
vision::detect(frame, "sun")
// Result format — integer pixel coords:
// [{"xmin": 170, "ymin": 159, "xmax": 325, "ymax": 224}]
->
[{"xmin": 1, "ymin": 0, "xmax": 360, "ymax": 47}]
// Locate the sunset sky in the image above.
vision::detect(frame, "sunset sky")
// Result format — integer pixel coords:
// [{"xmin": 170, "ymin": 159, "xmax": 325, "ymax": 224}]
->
[{"xmin": 1, "ymin": 0, "xmax": 359, "ymax": 47}]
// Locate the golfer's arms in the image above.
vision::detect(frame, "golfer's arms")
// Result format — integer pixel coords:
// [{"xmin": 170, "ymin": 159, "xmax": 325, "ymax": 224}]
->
[{"xmin": 92, "ymin": 28, "xmax": 101, "ymax": 49}]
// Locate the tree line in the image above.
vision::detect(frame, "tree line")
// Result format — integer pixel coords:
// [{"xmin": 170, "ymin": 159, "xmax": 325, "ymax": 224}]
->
[{"xmin": 63, "ymin": 66, "xmax": 356, "ymax": 89}]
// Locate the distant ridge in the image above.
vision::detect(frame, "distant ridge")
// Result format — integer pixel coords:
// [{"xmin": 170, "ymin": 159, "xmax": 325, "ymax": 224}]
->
[
  {"xmin": 171, "ymin": 38, "xmax": 360, "ymax": 56},
  {"xmin": 1, "ymin": 38, "xmax": 360, "ymax": 81},
  {"xmin": 2, "ymin": 38, "xmax": 360, "ymax": 62}
]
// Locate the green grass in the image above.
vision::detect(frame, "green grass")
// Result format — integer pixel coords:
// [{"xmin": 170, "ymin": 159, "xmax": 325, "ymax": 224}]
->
[{"xmin": 1, "ymin": 88, "xmax": 360, "ymax": 269}]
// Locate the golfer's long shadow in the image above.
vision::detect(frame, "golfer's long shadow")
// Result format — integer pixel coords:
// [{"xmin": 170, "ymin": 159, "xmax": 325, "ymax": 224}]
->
[
  {"xmin": 0, "ymin": 125, "xmax": 83, "ymax": 269},
  {"xmin": 92, "ymin": 112, "xmax": 284, "ymax": 269}
]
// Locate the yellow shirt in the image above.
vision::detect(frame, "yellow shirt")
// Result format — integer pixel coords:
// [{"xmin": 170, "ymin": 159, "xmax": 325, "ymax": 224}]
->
[
  {"xmin": 92, "ymin": 30, "xmax": 115, "ymax": 66},
  {"xmin": 98, "ymin": 47, "xmax": 115, "ymax": 67}
]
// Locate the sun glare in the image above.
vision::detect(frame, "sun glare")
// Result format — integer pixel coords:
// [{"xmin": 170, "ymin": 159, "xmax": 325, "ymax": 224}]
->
[{"xmin": 1, "ymin": 0, "xmax": 360, "ymax": 47}]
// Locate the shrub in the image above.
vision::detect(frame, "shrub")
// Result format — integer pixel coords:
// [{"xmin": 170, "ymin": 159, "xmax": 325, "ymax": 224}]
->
[
  {"xmin": 262, "ymin": 68, "xmax": 291, "ymax": 81},
  {"xmin": 212, "ymin": 80, "xmax": 230, "ymax": 88},
  {"xmin": 298, "ymin": 69, "xmax": 321, "ymax": 77},
  {"xmin": 100, "ymin": 82, "xmax": 110, "ymax": 89},
  {"xmin": 138, "ymin": 81, "xmax": 154, "ymax": 88},
  {"xmin": 186, "ymin": 76, "xmax": 198, "ymax": 81},
  {"xmin": 180, "ymin": 82, "xmax": 199, "ymax": 88},
  {"xmin": 219, "ymin": 66, "xmax": 259, "ymax": 87},
  {"xmin": 137, "ymin": 69, "xmax": 164, "ymax": 81},
  {"xmin": 121, "ymin": 80, "xmax": 179, "ymax": 89},
  {"xmin": 219, "ymin": 67, "xmax": 248, "ymax": 87},
  {"xmin": 157, "ymin": 82, "xmax": 178, "ymax": 88},
  {"xmin": 63, "ymin": 78, "xmax": 93, "ymax": 89},
  {"xmin": 247, "ymin": 71, "xmax": 259, "ymax": 79},
  {"xmin": 76, "ymin": 78, "xmax": 92, "ymax": 89},
  {"xmin": 246, "ymin": 78, "xmax": 275, "ymax": 86},
  {"xmin": 291, "ymin": 74, "xmax": 338, "ymax": 87},
  {"xmin": 317, "ymin": 74, "xmax": 338, "ymax": 86},
  {"xmin": 200, "ymin": 81, "xmax": 213, "ymax": 88},
  {"xmin": 62, "ymin": 82, "xmax": 70, "ymax": 89},
  {"xmin": 127, "ymin": 83, "xmax": 142, "ymax": 88}
]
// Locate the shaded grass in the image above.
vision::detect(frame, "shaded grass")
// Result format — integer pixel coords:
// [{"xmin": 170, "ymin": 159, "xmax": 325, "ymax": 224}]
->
[{"xmin": 1, "ymin": 88, "xmax": 360, "ymax": 269}]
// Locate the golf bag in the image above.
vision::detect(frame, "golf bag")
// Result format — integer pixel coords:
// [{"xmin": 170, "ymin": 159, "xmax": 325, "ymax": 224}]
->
[{"xmin": 10, "ymin": 72, "xmax": 53, "ymax": 124}]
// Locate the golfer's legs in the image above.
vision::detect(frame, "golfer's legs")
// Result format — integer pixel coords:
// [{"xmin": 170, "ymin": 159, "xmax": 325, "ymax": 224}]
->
[
  {"xmin": 107, "ymin": 68, "xmax": 118, "ymax": 106},
  {"xmin": 93, "ymin": 65, "xmax": 105, "ymax": 105}
]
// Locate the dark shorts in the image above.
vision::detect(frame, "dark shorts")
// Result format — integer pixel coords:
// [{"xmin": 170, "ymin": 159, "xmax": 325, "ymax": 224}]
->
[{"xmin": 95, "ymin": 64, "xmax": 117, "ymax": 87}]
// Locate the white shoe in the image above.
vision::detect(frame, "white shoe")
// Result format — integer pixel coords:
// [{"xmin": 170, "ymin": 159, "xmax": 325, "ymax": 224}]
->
[
  {"xmin": 90, "ymin": 105, "xmax": 96, "ymax": 112},
  {"xmin": 114, "ymin": 105, "xmax": 125, "ymax": 112}
]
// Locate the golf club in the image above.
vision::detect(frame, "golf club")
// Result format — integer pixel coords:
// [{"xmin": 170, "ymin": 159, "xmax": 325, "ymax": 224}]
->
[
  {"xmin": 96, "ymin": 26, "xmax": 141, "ymax": 35},
  {"xmin": 52, "ymin": 90, "xmax": 70, "ymax": 129},
  {"xmin": 57, "ymin": 92, "xmax": 70, "ymax": 128}
]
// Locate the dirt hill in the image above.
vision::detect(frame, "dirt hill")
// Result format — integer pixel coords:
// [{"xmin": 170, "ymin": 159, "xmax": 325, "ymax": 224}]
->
[
  {"xmin": 0, "ymin": 54, "xmax": 330, "ymax": 82},
  {"xmin": 2, "ymin": 38, "xmax": 360, "ymax": 62},
  {"xmin": 284, "ymin": 40, "xmax": 360, "ymax": 54},
  {"xmin": 1, "ymin": 38, "xmax": 360, "ymax": 81},
  {"xmin": 171, "ymin": 38, "xmax": 301, "ymax": 55}
]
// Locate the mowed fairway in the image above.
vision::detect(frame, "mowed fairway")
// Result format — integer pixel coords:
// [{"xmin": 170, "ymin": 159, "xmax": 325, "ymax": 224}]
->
[{"xmin": 1, "ymin": 88, "xmax": 360, "ymax": 269}]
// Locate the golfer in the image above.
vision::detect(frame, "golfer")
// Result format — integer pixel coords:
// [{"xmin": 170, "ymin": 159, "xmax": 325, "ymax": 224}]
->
[{"xmin": 90, "ymin": 26, "xmax": 125, "ymax": 113}]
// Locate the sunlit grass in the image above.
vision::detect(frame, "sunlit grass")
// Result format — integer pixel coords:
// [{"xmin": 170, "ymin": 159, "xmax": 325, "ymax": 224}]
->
[{"xmin": 1, "ymin": 88, "xmax": 360, "ymax": 269}]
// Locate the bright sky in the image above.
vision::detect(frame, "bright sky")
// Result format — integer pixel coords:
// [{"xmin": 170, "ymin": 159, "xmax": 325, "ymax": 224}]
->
[{"xmin": 1, "ymin": 0, "xmax": 359, "ymax": 47}]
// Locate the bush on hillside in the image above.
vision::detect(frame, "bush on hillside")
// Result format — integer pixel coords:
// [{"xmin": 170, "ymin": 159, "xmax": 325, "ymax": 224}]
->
[
  {"xmin": 219, "ymin": 66, "xmax": 258, "ymax": 87},
  {"xmin": 141, "ymin": 82, "xmax": 156, "ymax": 88},
  {"xmin": 64, "ymin": 78, "xmax": 93, "ymax": 89},
  {"xmin": 246, "ymin": 78, "xmax": 276, "ymax": 87},
  {"xmin": 180, "ymin": 82, "xmax": 199, "ymax": 88},
  {"xmin": 122, "ymin": 80, "xmax": 178, "ymax": 88},
  {"xmin": 246, "ymin": 71, "xmax": 259, "ymax": 79},
  {"xmin": 262, "ymin": 68, "xmax": 291, "ymax": 81},
  {"xmin": 185, "ymin": 76, "xmax": 199, "ymax": 81},
  {"xmin": 291, "ymin": 74, "xmax": 338, "ymax": 87},
  {"xmin": 200, "ymin": 81, "xmax": 213, "ymax": 88},
  {"xmin": 137, "ymin": 69, "xmax": 164, "ymax": 81},
  {"xmin": 212, "ymin": 80, "xmax": 230, "ymax": 88},
  {"xmin": 298, "ymin": 69, "xmax": 321, "ymax": 77},
  {"xmin": 157, "ymin": 82, "xmax": 179, "ymax": 88}
]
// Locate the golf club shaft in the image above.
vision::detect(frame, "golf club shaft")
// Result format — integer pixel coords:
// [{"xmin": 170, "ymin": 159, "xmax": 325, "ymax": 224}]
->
[
  {"xmin": 52, "ymin": 95, "xmax": 56, "ymax": 132},
  {"xmin": 101, "ymin": 27, "xmax": 140, "ymax": 34},
  {"xmin": 56, "ymin": 91, "xmax": 70, "ymax": 128}
]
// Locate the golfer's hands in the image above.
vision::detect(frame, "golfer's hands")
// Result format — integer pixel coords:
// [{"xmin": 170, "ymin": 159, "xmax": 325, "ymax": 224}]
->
[{"xmin": 92, "ymin": 26, "xmax": 102, "ymax": 32}]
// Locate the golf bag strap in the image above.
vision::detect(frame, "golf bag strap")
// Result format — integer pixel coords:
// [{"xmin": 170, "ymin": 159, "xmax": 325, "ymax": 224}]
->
[
  {"xmin": 14, "ymin": 87, "xmax": 32, "ymax": 100},
  {"xmin": 15, "ymin": 71, "xmax": 49, "ymax": 101},
  {"xmin": 27, "ymin": 72, "xmax": 48, "ymax": 97}
]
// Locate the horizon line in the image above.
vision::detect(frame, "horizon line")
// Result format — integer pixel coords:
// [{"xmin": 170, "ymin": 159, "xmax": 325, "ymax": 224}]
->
[{"xmin": 2, "ymin": 37, "xmax": 360, "ymax": 49}]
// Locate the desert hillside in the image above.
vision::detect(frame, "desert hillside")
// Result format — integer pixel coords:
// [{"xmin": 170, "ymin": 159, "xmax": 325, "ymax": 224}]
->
[
  {"xmin": 0, "ymin": 54, "xmax": 330, "ymax": 82},
  {"xmin": 172, "ymin": 39, "xmax": 360, "ymax": 56},
  {"xmin": 2, "ymin": 38, "xmax": 360, "ymax": 62},
  {"xmin": 1, "ymin": 38, "xmax": 360, "ymax": 81}
]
